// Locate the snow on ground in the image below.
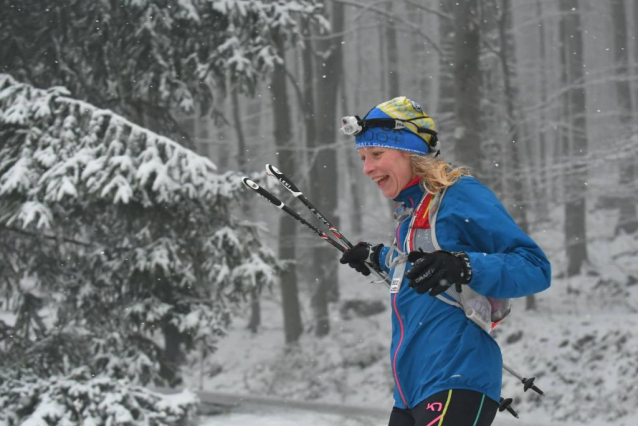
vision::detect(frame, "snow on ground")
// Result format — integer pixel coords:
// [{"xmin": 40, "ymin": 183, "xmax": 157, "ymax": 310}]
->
[
  {"xmin": 199, "ymin": 404, "xmax": 617, "ymax": 426},
  {"xmin": 202, "ymin": 407, "xmax": 379, "ymax": 426},
  {"xmin": 200, "ymin": 407, "xmax": 544, "ymax": 426},
  {"xmin": 187, "ymin": 207, "xmax": 638, "ymax": 425}
]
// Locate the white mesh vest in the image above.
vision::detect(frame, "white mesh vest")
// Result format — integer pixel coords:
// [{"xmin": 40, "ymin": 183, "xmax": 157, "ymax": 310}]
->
[{"xmin": 387, "ymin": 184, "xmax": 511, "ymax": 333}]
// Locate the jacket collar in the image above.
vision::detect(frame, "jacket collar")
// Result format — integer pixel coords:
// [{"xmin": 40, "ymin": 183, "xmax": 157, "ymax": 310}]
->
[{"xmin": 393, "ymin": 176, "xmax": 423, "ymax": 209}]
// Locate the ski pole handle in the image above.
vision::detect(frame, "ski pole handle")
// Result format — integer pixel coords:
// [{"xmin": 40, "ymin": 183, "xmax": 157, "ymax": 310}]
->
[
  {"xmin": 265, "ymin": 164, "xmax": 355, "ymax": 249},
  {"xmin": 265, "ymin": 164, "xmax": 303, "ymax": 195},
  {"xmin": 246, "ymin": 172, "xmax": 391, "ymax": 288},
  {"xmin": 242, "ymin": 178, "xmax": 347, "ymax": 253},
  {"xmin": 243, "ymin": 177, "xmax": 286, "ymax": 209}
]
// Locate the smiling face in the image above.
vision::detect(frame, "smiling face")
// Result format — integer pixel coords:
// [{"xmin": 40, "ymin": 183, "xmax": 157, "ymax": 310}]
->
[{"xmin": 358, "ymin": 147, "xmax": 416, "ymax": 199}]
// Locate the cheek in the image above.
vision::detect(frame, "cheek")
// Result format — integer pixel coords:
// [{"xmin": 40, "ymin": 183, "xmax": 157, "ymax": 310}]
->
[{"xmin": 395, "ymin": 160, "xmax": 414, "ymax": 186}]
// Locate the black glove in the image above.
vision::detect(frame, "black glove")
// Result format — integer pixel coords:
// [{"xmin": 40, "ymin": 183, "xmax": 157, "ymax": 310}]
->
[
  {"xmin": 405, "ymin": 250, "xmax": 472, "ymax": 296},
  {"xmin": 339, "ymin": 242, "xmax": 383, "ymax": 277}
]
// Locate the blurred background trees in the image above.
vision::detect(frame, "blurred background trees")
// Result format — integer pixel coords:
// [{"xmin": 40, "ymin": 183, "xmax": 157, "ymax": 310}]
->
[
  {"xmin": 199, "ymin": 0, "xmax": 637, "ymax": 339},
  {"xmin": 1, "ymin": 2, "xmax": 638, "ymax": 422}
]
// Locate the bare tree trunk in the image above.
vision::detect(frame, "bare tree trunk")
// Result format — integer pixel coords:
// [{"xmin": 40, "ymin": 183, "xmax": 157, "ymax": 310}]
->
[
  {"xmin": 634, "ymin": 0, "xmax": 638, "ymax": 113},
  {"xmin": 232, "ymin": 91, "xmax": 247, "ymax": 167},
  {"xmin": 378, "ymin": 16, "xmax": 387, "ymax": 99},
  {"xmin": 477, "ymin": 3, "xmax": 503, "ymax": 197},
  {"xmin": 385, "ymin": 2, "xmax": 400, "ymax": 97},
  {"xmin": 231, "ymin": 89, "xmax": 262, "ymax": 333},
  {"xmin": 162, "ymin": 322, "xmax": 185, "ymax": 387},
  {"xmin": 272, "ymin": 43, "xmax": 303, "ymax": 344},
  {"xmin": 338, "ymin": 69, "xmax": 363, "ymax": 238},
  {"xmin": 216, "ymin": 127, "xmax": 229, "ymax": 170},
  {"xmin": 453, "ymin": 0, "xmax": 483, "ymax": 174},
  {"xmin": 345, "ymin": 150, "xmax": 363, "ymax": 238},
  {"xmin": 348, "ymin": 15, "xmax": 365, "ymax": 237},
  {"xmin": 437, "ymin": 2, "xmax": 456, "ymax": 134},
  {"xmin": 611, "ymin": 0, "xmax": 638, "ymax": 235},
  {"xmin": 301, "ymin": 19, "xmax": 317, "ymax": 161},
  {"xmin": 310, "ymin": 0, "xmax": 345, "ymax": 337},
  {"xmin": 496, "ymin": 0, "xmax": 535, "ymax": 310},
  {"xmin": 246, "ymin": 95, "xmax": 262, "ymax": 141},
  {"xmin": 559, "ymin": 0, "xmax": 589, "ymax": 277},
  {"xmin": 535, "ymin": 0, "xmax": 550, "ymax": 218}
]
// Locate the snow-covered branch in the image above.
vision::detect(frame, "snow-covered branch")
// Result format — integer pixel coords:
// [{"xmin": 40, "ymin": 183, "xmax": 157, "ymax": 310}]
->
[{"xmin": 0, "ymin": 74, "xmax": 279, "ymax": 423}]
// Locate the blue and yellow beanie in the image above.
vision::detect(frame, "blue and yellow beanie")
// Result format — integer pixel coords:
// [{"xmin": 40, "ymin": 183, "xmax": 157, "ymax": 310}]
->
[{"xmin": 354, "ymin": 96, "xmax": 438, "ymax": 156}]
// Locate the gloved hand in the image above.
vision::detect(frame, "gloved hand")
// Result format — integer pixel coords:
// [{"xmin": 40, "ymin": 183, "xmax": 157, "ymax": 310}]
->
[
  {"xmin": 405, "ymin": 250, "xmax": 472, "ymax": 296},
  {"xmin": 339, "ymin": 242, "xmax": 383, "ymax": 277}
]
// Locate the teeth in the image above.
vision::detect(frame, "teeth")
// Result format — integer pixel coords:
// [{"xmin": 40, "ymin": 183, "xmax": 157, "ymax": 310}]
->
[{"xmin": 373, "ymin": 176, "xmax": 386, "ymax": 183}]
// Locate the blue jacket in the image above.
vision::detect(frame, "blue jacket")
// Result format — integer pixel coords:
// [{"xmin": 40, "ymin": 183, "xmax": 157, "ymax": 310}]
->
[{"xmin": 378, "ymin": 176, "xmax": 551, "ymax": 409}]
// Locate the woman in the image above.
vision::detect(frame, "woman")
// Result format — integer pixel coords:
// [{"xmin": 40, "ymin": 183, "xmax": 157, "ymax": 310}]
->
[{"xmin": 339, "ymin": 97, "xmax": 551, "ymax": 426}]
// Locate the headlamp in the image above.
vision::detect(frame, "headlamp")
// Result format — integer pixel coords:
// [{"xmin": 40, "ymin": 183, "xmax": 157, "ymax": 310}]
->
[
  {"xmin": 340, "ymin": 116, "xmax": 363, "ymax": 136},
  {"xmin": 341, "ymin": 116, "xmax": 433, "ymax": 134},
  {"xmin": 340, "ymin": 116, "xmax": 438, "ymax": 148}
]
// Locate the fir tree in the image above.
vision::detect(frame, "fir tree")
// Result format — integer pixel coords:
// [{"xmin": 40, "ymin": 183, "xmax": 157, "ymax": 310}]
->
[
  {"xmin": 0, "ymin": 0, "xmax": 325, "ymax": 141},
  {"xmin": 0, "ymin": 73, "xmax": 277, "ymax": 424}
]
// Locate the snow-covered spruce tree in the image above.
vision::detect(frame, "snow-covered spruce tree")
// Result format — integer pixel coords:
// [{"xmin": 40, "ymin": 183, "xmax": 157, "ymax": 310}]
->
[
  {"xmin": 0, "ymin": 74, "xmax": 277, "ymax": 424},
  {"xmin": 0, "ymin": 0, "xmax": 325, "ymax": 141}
]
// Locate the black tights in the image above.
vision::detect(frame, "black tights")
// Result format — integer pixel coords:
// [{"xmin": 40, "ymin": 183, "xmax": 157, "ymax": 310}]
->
[{"xmin": 388, "ymin": 389, "xmax": 498, "ymax": 426}]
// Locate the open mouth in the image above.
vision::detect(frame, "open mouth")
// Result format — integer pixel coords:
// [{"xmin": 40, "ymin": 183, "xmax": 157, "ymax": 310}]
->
[{"xmin": 373, "ymin": 176, "xmax": 389, "ymax": 186}]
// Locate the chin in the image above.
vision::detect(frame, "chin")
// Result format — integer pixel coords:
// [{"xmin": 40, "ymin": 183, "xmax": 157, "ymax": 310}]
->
[{"xmin": 382, "ymin": 190, "xmax": 397, "ymax": 199}]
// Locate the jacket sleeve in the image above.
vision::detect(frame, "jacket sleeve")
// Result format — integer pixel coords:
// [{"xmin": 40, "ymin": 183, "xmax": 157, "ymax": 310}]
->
[
  {"xmin": 435, "ymin": 177, "xmax": 551, "ymax": 299},
  {"xmin": 377, "ymin": 245, "xmax": 391, "ymax": 274}
]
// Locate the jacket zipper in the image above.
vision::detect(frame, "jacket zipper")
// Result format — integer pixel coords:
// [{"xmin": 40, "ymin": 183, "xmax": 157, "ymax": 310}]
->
[
  {"xmin": 391, "ymin": 211, "xmax": 413, "ymax": 408},
  {"xmin": 391, "ymin": 192, "xmax": 433, "ymax": 408},
  {"xmin": 392, "ymin": 291, "xmax": 408, "ymax": 407}
]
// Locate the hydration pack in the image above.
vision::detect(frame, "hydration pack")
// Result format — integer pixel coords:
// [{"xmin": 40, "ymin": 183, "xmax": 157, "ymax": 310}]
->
[{"xmin": 388, "ymin": 186, "xmax": 511, "ymax": 333}]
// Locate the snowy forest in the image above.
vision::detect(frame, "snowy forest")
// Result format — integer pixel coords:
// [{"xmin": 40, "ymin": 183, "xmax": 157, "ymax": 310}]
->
[{"xmin": 0, "ymin": 0, "xmax": 637, "ymax": 425}]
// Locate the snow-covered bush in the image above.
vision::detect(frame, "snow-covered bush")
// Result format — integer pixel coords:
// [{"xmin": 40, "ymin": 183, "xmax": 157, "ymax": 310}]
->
[
  {"xmin": 0, "ymin": 74, "xmax": 277, "ymax": 423},
  {"xmin": 0, "ymin": 368, "xmax": 198, "ymax": 426}
]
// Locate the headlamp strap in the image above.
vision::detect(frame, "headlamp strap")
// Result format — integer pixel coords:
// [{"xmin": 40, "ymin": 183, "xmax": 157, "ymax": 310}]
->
[{"xmin": 360, "ymin": 118, "xmax": 438, "ymax": 139}]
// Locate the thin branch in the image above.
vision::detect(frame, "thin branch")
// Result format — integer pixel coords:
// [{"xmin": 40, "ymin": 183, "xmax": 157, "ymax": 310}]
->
[
  {"xmin": 333, "ymin": 0, "xmax": 442, "ymax": 55},
  {"xmin": 282, "ymin": 66, "xmax": 308, "ymax": 118},
  {"xmin": 403, "ymin": 0, "xmax": 452, "ymax": 21},
  {"xmin": 1, "ymin": 225, "xmax": 91, "ymax": 247},
  {"xmin": 520, "ymin": 73, "xmax": 638, "ymax": 116},
  {"xmin": 303, "ymin": 23, "xmax": 384, "ymax": 41}
]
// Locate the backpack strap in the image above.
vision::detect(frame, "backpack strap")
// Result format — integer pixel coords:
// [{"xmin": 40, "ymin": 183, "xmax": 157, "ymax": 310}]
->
[
  {"xmin": 388, "ymin": 184, "xmax": 508, "ymax": 332},
  {"xmin": 429, "ymin": 185, "xmax": 509, "ymax": 332}
]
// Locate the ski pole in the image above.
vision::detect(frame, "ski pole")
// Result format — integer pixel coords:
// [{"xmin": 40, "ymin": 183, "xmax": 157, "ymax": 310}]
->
[
  {"xmin": 249, "ymin": 170, "xmax": 540, "ymax": 409},
  {"xmin": 264, "ymin": 165, "xmax": 390, "ymax": 285},
  {"xmin": 260, "ymin": 167, "xmax": 538, "ymax": 390},
  {"xmin": 503, "ymin": 362, "xmax": 544, "ymax": 396},
  {"xmin": 265, "ymin": 164, "xmax": 355, "ymax": 249},
  {"xmin": 499, "ymin": 397, "xmax": 519, "ymax": 418},
  {"xmin": 242, "ymin": 178, "xmax": 348, "ymax": 253}
]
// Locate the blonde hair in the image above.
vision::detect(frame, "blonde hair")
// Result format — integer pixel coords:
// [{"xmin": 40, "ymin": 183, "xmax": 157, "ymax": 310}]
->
[{"xmin": 407, "ymin": 153, "xmax": 471, "ymax": 195}]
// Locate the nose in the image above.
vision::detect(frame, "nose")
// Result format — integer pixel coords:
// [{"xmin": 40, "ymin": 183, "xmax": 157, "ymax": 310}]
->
[{"xmin": 362, "ymin": 156, "xmax": 375, "ymax": 176}]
